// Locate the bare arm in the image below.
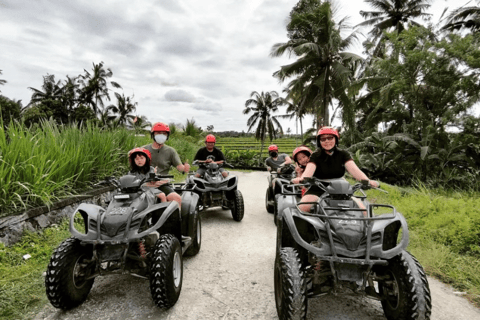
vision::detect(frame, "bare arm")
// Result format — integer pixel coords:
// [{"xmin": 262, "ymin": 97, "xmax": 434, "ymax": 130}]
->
[
  {"xmin": 292, "ymin": 163, "xmax": 316, "ymax": 184},
  {"xmin": 283, "ymin": 156, "xmax": 293, "ymax": 165},
  {"xmin": 345, "ymin": 160, "xmax": 379, "ymax": 187}
]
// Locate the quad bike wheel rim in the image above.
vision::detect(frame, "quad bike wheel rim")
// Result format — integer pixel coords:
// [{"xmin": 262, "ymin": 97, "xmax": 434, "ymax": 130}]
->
[
  {"xmin": 382, "ymin": 270, "xmax": 400, "ymax": 309},
  {"xmin": 72, "ymin": 254, "xmax": 89, "ymax": 289},
  {"xmin": 173, "ymin": 251, "xmax": 181, "ymax": 287}
]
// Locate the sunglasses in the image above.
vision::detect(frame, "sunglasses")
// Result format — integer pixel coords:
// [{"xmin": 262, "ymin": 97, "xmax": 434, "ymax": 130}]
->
[{"xmin": 320, "ymin": 136, "xmax": 335, "ymax": 142}]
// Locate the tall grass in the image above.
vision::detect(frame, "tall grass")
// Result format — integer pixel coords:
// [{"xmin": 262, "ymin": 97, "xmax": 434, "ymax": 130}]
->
[
  {"xmin": 0, "ymin": 120, "xmax": 200, "ymax": 217},
  {"xmin": 365, "ymin": 182, "xmax": 480, "ymax": 305}
]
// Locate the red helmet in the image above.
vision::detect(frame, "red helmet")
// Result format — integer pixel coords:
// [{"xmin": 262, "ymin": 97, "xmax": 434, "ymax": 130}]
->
[
  {"xmin": 150, "ymin": 122, "xmax": 170, "ymax": 140},
  {"xmin": 292, "ymin": 146, "xmax": 313, "ymax": 162},
  {"xmin": 205, "ymin": 134, "xmax": 216, "ymax": 143},
  {"xmin": 316, "ymin": 126, "xmax": 339, "ymax": 148},
  {"xmin": 268, "ymin": 145, "xmax": 278, "ymax": 152},
  {"xmin": 128, "ymin": 147, "xmax": 151, "ymax": 166}
]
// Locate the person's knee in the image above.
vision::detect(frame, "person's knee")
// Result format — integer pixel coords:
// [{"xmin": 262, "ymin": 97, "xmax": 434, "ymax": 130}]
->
[
  {"xmin": 222, "ymin": 171, "xmax": 228, "ymax": 178},
  {"xmin": 195, "ymin": 173, "xmax": 201, "ymax": 178},
  {"xmin": 167, "ymin": 193, "xmax": 182, "ymax": 206},
  {"xmin": 299, "ymin": 203, "xmax": 312, "ymax": 212},
  {"xmin": 157, "ymin": 193, "xmax": 166, "ymax": 202}
]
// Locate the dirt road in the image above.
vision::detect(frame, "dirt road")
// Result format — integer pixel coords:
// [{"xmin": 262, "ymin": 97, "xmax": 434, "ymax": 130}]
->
[{"xmin": 34, "ymin": 171, "xmax": 480, "ymax": 319}]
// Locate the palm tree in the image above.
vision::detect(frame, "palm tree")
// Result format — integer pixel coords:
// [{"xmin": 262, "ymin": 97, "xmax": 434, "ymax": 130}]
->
[
  {"xmin": 243, "ymin": 91, "xmax": 284, "ymax": 164},
  {"xmin": 61, "ymin": 75, "xmax": 79, "ymax": 122},
  {"xmin": 109, "ymin": 92, "xmax": 137, "ymax": 127},
  {"xmin": 278, "ymin": 89, "xmax": 307, "ymax": 143},
  {"xmin": 271, "ymin": 0, "xmax": 362, "ymax": 129},
  {"xmin": 441, "ymin": 2, "xmax": 480, "ymax": 32},
  {"xmin": 128, "ymin": 115, "xmax": 151, "ymax": 133},
  {"xmin": 357, "ymin": 0, "xmax": 432, "ymax": 56},
  {"xmin": 78, "ymin": 62, "xmax": 121, "ymax": 116},
  {"xmin": 28, "ymin": 74, "xmax": 63, "ymax": 106},
  {"xmin": 97, "ymin": 105, "xmax": 117, "ymax": 128},
  {"xmin": 0, "ymin": 70, "xmax": 6, "ymax": 93}
]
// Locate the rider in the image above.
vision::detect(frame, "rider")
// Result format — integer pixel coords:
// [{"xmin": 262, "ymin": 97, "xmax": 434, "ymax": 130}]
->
[
  {"xmin": 291, "ymin": 145, "xmax": 313, "ymax": 197},
  {"xmin": 265, "ymin": 145, "xmax": 292, "ymax": 173},
  {"xmin": 193, "ymin": 134, "xmax": 228, "ymax": 178},
  {"xmin": 292, "ymin": 127, "xmax": 379, "ymax": 213},
  {"xmin": 143, "ymin": 122, "xmax": 190, "ymax": 208},
  {"xmin": 128, "ymin": 147, "xmax": 166, "ymax": 203},
  {"xmin": 265, "ymin": 145, "xmax": 293, "ymax": 189}
]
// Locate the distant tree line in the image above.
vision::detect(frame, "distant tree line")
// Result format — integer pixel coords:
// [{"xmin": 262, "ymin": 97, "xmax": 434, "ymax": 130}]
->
[{"xmin": 0, "ymin": 62, "xmax": 150, "ymax": 132}]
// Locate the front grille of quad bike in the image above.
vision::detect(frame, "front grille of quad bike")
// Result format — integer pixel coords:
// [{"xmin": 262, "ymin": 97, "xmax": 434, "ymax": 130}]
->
[{"xmin": 317, "ymin": 229, "xmax": 382, "ymax": 251}]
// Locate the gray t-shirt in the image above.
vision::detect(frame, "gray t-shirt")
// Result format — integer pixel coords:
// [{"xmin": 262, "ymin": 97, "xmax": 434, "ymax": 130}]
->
[
  {"xmin": 143, "ymin": 144, "xmax": 182, "ymax": 175},
  {"xmin": 265, "ymin": 153, "xmax": 288, "ymax": 170}
]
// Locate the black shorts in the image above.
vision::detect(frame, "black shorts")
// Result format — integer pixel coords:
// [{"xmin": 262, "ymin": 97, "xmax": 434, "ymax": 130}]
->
[
  {"xmin": 159, "ymin": 184, "xmax": 176, "ymax": 196},
  {"xmin": 303, "ymin": 185, "xmax": 326, "ymax": 197}
]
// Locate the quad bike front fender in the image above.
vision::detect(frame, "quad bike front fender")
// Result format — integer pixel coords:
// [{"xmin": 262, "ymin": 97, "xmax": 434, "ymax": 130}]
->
[
  {"xmin": 180, "ymin": 191, "xmax": 199, "ymax": 237},
  {"xmin": 70, "ymin": 201, "xmax": 182, "ymax": 243},
  {"xmin": 192, "ymin": 175, "xmax": 238, "ymax": 192},
  {"xmin": 281, "ymin": 206, "xmax": 408, "ymax": 262},
  {"xmin": 275, "ymin": 194, "xmax": 298, "ymax": 222}
]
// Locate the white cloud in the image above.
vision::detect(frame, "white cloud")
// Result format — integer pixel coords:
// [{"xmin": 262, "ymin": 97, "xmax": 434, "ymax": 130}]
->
[
  {"xmin": 0, "ymin": 0, "xmax": 465, "ymax": 131},
  {"xmin": 164, "ymin": 89, "xmax": 196, "ymax": 102}
]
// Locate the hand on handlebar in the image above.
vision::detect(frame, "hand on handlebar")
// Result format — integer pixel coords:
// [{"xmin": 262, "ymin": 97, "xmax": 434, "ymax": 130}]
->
[
  {"xmin": 369, "ymin": 180, "xmax": 380, "ymax": 188},
  {"xmin": 183, "ymin": 160, "xmax": 190, "ymax": 173},
  {"xmin": 153, "ymin": 180, "xmax": 170, "ymax": 187},
  {"xmin": 291, "ymin": 177, "xmax": 302, "ymax": 184}
]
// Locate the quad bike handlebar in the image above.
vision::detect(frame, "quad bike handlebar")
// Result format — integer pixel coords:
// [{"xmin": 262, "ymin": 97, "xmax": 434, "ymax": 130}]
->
[
  {"xmin": 192, "ymin": 160, "xmax": 234, "ymax": 168},
  {"xmin": 95, "ymin": 174, "xmax": 175, "ymax": 189}
]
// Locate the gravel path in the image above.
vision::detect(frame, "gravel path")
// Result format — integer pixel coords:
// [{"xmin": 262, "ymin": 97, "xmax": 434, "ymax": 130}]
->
[{"xmin": 34, "ymin": 171, "xmax": 480, "ymax": 320}]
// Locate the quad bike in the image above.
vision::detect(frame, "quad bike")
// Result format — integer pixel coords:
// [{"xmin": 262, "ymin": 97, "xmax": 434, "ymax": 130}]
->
[
  {"xmin": 45, "ymin": 173, "xmax": 201, "ymax": 310},
  {"xmin": 265, "ymin": 164, "xmax": 296, "ymax": 223},
  {"xmin": 186, "ymin": 159, "xmax": 244, "ymax": 222},
  {"xmin": 274, "ymin": 177, "xmax": 431, "ymax": 320}
]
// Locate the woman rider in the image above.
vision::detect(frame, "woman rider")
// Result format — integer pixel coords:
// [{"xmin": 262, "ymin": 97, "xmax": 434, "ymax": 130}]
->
[{"xmin": 291, "ymin": 127, "xmax": 379, "ymax": 213}]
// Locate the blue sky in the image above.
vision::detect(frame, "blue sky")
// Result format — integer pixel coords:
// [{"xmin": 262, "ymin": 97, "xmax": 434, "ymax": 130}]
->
[{"xmin": 0, "ymin": 0, "xmax": 468, "ymax": 132}]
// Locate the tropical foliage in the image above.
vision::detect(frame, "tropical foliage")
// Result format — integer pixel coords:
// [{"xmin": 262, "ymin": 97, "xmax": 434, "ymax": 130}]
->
[
  {"xmin": 243, "ymin": 90, "xmax": 284, "ymax": 164},
  {"xmin": 271, "ymin": 0, "xmax": 362, "ymax": 128}
]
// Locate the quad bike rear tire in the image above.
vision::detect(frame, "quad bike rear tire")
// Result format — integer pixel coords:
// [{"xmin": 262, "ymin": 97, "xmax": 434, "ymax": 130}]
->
[
  {"xmin": 274, "ymin": 247, "xmax": 307, "ymax": 320},
  {"xmin": 150, "ymin": 234, "xmax": 183, "ymax": 308},
  {"xmin": 185, "ymin": 212, "xmax": 201, "ymax": 256},
  {"xmin": 231, "ymin": 189, "xmax": 244, "ymax": 221},
  {"xmin": 266, "ymin": 188, "xmax": 274, "ymax": 213},
  {"xmin": 45, "ymin": 238, "xmax": 95, "ymax": 310},
  {"xmin": 378, "ymin": 250, "xmax": 432, "ymax": 320}
]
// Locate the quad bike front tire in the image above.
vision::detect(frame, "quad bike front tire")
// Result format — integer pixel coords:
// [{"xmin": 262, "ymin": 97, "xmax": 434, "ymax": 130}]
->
[
  {"xmin": 231, "ymin": 189, "xmax": 244, "ymax": 222},
  {"xmin": 45, "ymin": 237, "xmax": 95, "ymax": 310},
  {"xmin": 150, "ymin": 234, "xmax": 183, "ymax": 308},
  {"xmin": 274, "ymin": 247, "xmax": 307, "ymax": 320},
  {"xmin": 378, "ymin": 250, "xmax": 432, "ymax": 320},
  {"xmin": 185, "ymin": 211, "xmax": 201, "ymax": 256},
  {"xmin": 266, "ymin": 188, "xmax": 274, "ymax": 213}
]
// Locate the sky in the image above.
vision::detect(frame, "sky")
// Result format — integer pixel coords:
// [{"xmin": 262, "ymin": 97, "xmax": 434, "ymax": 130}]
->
[{"xmin": 0, "ymin": 0, "xmax": 467, "ymax": 133}]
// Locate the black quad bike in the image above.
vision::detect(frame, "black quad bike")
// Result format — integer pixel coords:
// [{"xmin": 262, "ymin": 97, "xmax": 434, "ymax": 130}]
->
[
  {"xmin": 186, "ymin": 159, "xmax": 244, "ymax": 222},
  {"xmin": 265, "ymin": 164, "xmax": 296, "ymax": 223},
  {"xmin": 274, "ymin": 177, "xmax": 431, "ymax": 320},
  {"xmin": 45, "ymin": 173, "xmax": 201, "ymax": 310}
]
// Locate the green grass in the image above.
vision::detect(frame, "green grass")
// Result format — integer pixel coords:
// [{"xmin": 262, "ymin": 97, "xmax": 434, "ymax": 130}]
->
[
  {"xmin": 0, "ymin": 120, "xmax": 202, "ymax": 218},
  {"xmin": 0, "ymin": 220, "xmax": 73, "ymax": 320},
  {"xmin": 363, "ymin": 182, "xmax": 480, "ymax": 306}
]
